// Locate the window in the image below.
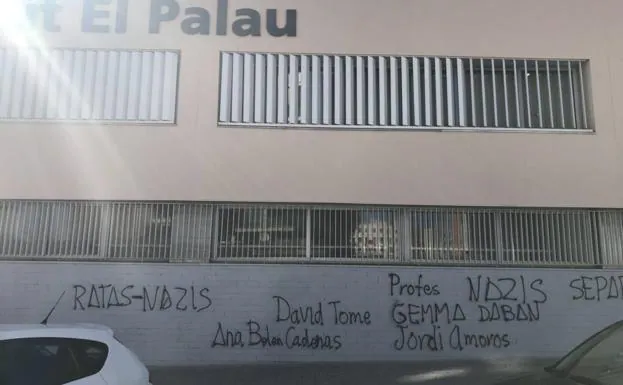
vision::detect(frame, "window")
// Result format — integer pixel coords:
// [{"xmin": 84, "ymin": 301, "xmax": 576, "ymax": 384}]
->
[
  {"xmin": 169, "ymin": 203, "xmax": 214, "ymax": 262},
  {"xmin": 497, "ymin": 210, "xmax": 597, "ymax": 264},
  {"xmin": 411, "ymin": 209, "xmax": 497, "ymax": 263},
  {"xmin": 566, "ymin": 325, "xmax": 623, "ymax": 384},
  {"xmin": 0, "ymin": 200, "xmax": 619, "ymax": 266},
  {"xmin": 0, "ymin": 47, "xmax": 179, "ymax": 123},
  {"xmin": 410, "ymin": 209, "xmax": 598, "ymax": 265},
  {"xmin": 598, "ymin": 211, "xmax": 623, "ymax": 266},
  {"xmin": 107, "ymin": 202, "xmax": 173, "ymax": 261},
  {"xmin": 215, "ymin": 206, "xmax": 307, "ymax": 260},
  {"xmin": 218, "ymin": 52, "xmax": 590, "ymax": 131},
  {"xmin": 0, "ymin": 337, "xmax": 108, "ymax": 385},
  {"xmin": 310, "ymin": 207, "xmax": 402, "ymax": 261},
  {"xmin": 0, "ymin": 201, "xmax": 174, "ymax": 261},
  {"xmin": 0, "ymin": 201, "xmax": 102, "ymax": 257}
]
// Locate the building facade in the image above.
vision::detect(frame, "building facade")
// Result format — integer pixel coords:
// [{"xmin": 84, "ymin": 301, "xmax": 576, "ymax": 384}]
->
[{"xmin": 0, "ymin": 0, "xmax": 622, "ymax": 366}]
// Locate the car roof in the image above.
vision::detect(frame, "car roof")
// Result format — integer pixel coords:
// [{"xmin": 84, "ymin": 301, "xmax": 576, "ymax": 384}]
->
[{"xmin": 0, "ymin": 323, "xmax": 115, "ymax": 342}]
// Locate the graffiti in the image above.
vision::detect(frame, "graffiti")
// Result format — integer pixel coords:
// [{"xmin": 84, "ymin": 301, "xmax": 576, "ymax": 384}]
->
[
  {"xmin": 273, "ymin": 296, "xmax": 372, "ymax": 326},
  {"xmin": 467, "ymin": 275, "xmax": 547, "ymax": 323},
  {"xmin": 389, "ymin": 273, "xmax": 468, "ymax": 352},
  {"xmin": 389, "ymin": 272, "xmax": 440, "ymax": 297},
  {"xmin": 448, "ymin": 326, "xmax": 512, "ymax": 350},
  {"xmin": 328, "ymin": 300, "xmax": 372, "ymax": 326},
  {"xmin": 466, "ymin": 276, "xmax": 548, "ymax": 304},
  {"xmin": 569, "ymin": 275, "xmax": 623, "ymax": 301},
  {"xmin": 274, "ymin": 296, "xmax": 324, "ymax": 325},
  {"xmin": 72, "ymin": 284, "xmax": 212, "ymax": 312},
  {"xmin": 211, "ymin": 296, "xmax": 368, "ymax": 350},
  {"xmin": 393, "ymin": 323, "xmax": 444, "ymax": 351},
  {"xmin": 391, "ymin": 301, "xmax": 466, "ymax": 326},
  {"xmin": 211, "ymin": 321, "xmax": 343, "ymax": 350},
  {"xmin": 389, "ymin": 273, "xmax": 550, "ymax": 352},
  {"xmin": 211, "ymin": 322, "xmax": 245, "ymax": 348}
]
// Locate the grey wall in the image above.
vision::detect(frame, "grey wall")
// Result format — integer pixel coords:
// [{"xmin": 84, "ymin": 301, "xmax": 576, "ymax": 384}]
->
[{"xmin": 0, "ymin": 262, "xmax": 618, "ymax": 366}]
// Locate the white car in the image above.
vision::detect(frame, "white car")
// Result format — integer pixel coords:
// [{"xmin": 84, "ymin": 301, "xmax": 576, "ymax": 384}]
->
[{"xmin": 0, "ymin": 323, "xmax": 151, "ymax": 385}]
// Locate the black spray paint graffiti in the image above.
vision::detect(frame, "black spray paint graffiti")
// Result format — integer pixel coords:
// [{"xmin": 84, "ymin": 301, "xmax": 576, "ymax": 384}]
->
[
  {"xmin": 211, "ymin": 321, "xmax": 343, "ymax": 351},
  {"xmin": 389, "ymin": 272, "xmax": 467, "ymax": 352},
  {"xmin": 73, "ymin": 284, "xmax": 212, "ymax": 312},
  {"xmin": 388, "ymin": 273, "xmax": 550, "ymax": 353},
  {"xmin": 569, "ymin": 276, "xmax": 623, "ymax": 301},
  {"xmin": 273, "ymin": 296, "xmax": 372, "ymax": 327},
  {"xmin": 467, "ymin": 275, "xmax": 548, "ymax": 323},
  {"xmin": 389, "ymin": 272, "xmax": 440, "ymax": 297},
  {"xmin": 210, "ymin": 296, "xmax": 371, "ymax": 351}
]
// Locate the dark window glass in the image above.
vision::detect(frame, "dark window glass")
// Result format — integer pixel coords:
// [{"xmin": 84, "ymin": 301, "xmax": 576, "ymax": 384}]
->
[{"xmin": 0, "ymin": 337, "xmax": 108, "ymax": 385}]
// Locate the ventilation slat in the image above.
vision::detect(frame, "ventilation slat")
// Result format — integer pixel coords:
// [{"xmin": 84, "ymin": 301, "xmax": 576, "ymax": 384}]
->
[
  {"xmin": 277, "ymin": 54, "xmax": 288, "ymax": 124},
  {"xmin": 334, "ymin": 56, "xmax": 343, "ymax": 125},
  {"xmin": 265, "ymin": 54, "xmax": 277, "ymax": 124},
  {"xmin": 345, "ymin": 56, "xmax": 355, "ymax": 125},
  {"xmin": 311, "ymin": 55, "xmax": 322, "ymax": 124},
  {"xmin": 378, "ymin": 56, "xmax": 388, "ymax": 126},
  {"xmin": 413, "ymin": 57, "xmax": 421, "ymax": 126},
  {"xmin": 300, "ymin": 55, "xmax": 311, "ymax": 124},
  {"xmin": 446, "ymin": 58, "xmax": 454, "ymax": 127},
  {"xmin": 367, "ymin": 56, "xmax": 376, "ymax": 125},
  {"xmin": 400, "ymin": 57, "xmax": 410, "ymax": 126},
  {"xmin": 434, "ymin": 57, "xmax": 443, "ymax": 126},
  {"xmin": 322, "ymin": 55, "xmax": 332, "ymax": 125},
  {"xmin": 242, "ymin": 53, "xmax": 255, "ymax": 123},
  {"xmin": 457, "ymin": 58, "xmax": 466, "ymax": 127},
  {"xmin": 390, "ymin": 56, "xmax": 399, "ymax": 126},
  {"xmin": 424, "ymin": 57, "xmax": 433, "ymax": 126},
  {"xmin": 356, "ymin": 56, "xmax": 366, "ymax": 125}
]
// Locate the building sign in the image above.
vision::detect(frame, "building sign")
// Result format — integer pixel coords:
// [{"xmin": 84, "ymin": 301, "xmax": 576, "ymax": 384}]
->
[{"xmin": 24, "ymin": 0, "xmax": 297, "ymax": 36}]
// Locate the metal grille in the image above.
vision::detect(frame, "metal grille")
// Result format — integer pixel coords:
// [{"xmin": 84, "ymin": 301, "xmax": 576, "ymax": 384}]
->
[
  {"xmin": 0, "ymin": 47, "xmax": 179, "ymax": 123},
  {"xmin": 218, "ymin": 52, "xmax": 590, "ymax": 131},
  {"xmin": 0, "ymin": 200, "xmax": 617, "ymax": 266},
  {"xmin": 410, "ymin": 208, "xmax": 597, "ymax": 265}
]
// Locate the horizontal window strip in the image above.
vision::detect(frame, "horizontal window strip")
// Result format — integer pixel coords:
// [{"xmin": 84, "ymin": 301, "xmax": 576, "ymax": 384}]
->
[
  {"xmin": 0, "ymin": 47, "xmax": 180, "ymax": 123},
  {"xmin": 0, "ymin": 200, "xmax": 618, "ymax": 266},
  {"xmin": 218, "ymin": 52, "xmax": 590, "ymax": 131}
]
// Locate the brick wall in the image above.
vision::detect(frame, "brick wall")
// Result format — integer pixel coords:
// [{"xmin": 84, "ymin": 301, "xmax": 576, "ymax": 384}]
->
[{"xmin": 0, "ymin": 262, "xmax": 617, "ymax": 366}]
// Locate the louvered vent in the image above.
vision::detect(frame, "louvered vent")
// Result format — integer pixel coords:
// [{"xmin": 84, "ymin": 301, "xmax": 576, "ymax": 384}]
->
[
  {"xmin": 0, "ymin": 47, "xmax": 180, "ymax": 123},
  {"xmin": 219, "ymin": 52, "xmax": 590, "ymax": 130}
]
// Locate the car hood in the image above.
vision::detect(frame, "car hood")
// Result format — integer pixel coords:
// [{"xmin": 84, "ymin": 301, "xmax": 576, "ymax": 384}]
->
[{"xmin": 494, "ymin": 371, "xmax": 583, "ymax": 385}]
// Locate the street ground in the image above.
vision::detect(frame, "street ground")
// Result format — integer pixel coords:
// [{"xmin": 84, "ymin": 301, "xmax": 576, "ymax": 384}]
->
[{"xmin": 149, "ymin": 358, "xmax": 553, "ymax": 385}]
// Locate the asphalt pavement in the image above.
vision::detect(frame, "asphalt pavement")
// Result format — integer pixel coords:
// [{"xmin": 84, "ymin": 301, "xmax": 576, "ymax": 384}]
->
[{"xmin": 149, "ymin": 358, "xmax": 553, "ymax": 385}]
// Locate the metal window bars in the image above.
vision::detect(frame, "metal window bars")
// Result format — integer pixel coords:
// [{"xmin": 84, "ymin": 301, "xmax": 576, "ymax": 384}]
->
[
  {"xmin": 219, "ymin": 52, "xmax": 590, "ymax": 131},
  {"xmin": 0, "ymin": 200, "xmax": 616, "ymax": 266}
]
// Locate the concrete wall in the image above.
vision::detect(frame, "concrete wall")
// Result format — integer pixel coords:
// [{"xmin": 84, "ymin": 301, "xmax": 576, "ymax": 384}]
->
[
  {"xmin": 0, "ymin": 262, "xmax": 619, "ymax": 366},
  {"xmin": 0, "ymin": 0, "xmax": 622, "ymax": 207}
]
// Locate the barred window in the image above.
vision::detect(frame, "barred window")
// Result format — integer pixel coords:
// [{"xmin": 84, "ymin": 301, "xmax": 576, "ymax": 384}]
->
[
  {"xmin": 218, "ymin": 52, "xmax": 590, "ymax": 131},
  {"xmin": 498, "ymin": 210, "xmax": 597, "ymax": 264},
  {"xmin": 0, "ymin": 201, "xmax": 617, "ymax": 266},
  {"xmin": 0, "ymin": 201, "xmax": 102, "ymax": 257},
  {"xmin": 215, "ymin": 206, "xmax": 307, "ymax": 260},
  {"xmin": 411, "ymin": 210, "xmax": 497, "ymax": 263},
  {"xmin": 310, "ymin": 207, "xmax": 401, "ymax": 261},
  {"xmin": 107, "ymin": 203, "xmax": 173, "ymax": 261},
  {"xmin": 410, "ymin": 209, "xmax": 598, "ymax": 265}
]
